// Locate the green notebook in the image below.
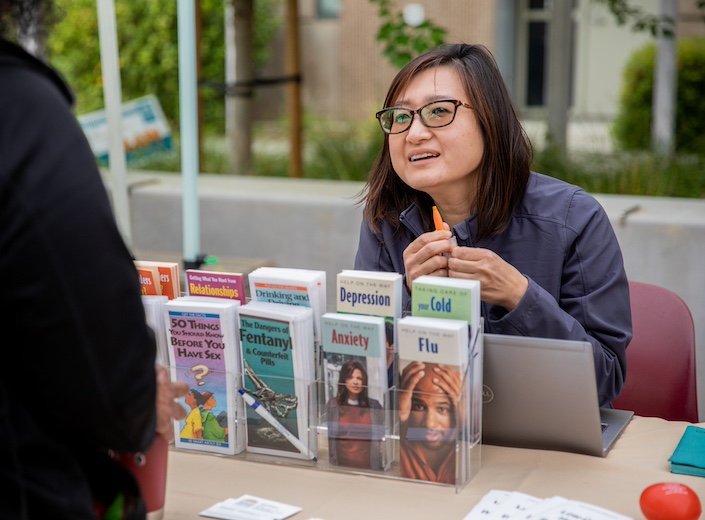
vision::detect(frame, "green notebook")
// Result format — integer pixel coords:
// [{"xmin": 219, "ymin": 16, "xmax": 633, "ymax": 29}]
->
[{"xmin": 669, "ymin": 425, "xmax": 705, "ymax": 478}]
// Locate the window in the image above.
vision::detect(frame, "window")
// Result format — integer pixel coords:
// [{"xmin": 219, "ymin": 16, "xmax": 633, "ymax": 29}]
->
[
  {"xmin": 317, "ymin": 0, "xmax": 341, "ymax": 19},
  {"xmin": 516, "ymin": 0, "xmax": 575, "ymax": 110},
  {"xmin": 526, "ymin": 20, "xmax": 546, "ymax": 106}
]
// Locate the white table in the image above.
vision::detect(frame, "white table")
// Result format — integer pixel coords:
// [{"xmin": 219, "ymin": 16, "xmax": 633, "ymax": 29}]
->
[{"xmin": 163, "ymin": 416, "xmax": 705, "ymax": 519}]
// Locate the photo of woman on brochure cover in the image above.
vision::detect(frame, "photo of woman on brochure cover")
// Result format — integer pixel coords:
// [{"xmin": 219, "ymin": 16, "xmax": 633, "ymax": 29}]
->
[
  {"xmin": 326, "ymin": 360, "xmax": 386, "ymax": 470},
  {"xmin": 399, "ymin": 361, "xmax": 461, "ymax": 484}
]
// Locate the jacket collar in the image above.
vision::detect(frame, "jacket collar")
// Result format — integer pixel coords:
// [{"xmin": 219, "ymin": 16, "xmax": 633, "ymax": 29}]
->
[
  {"xmin": 0, "ymin": 38, "xmax": 75, "ymax": 106},
  {"xmin": 399, "ymin": 203, "xmax": 480, "ymax": 245},
  {"xmin": 399, "ymin": 205, "xmax": 426, "ymax": 238}
]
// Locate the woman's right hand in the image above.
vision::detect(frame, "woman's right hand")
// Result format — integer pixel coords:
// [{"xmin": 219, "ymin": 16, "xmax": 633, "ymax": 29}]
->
[
  {"xmin": 398, "ymin": 361, "xmax": 426, "ymax": 424},
  {"xmin": 402, "ymin": 230, "xmax": 453, "ymax": 291}
]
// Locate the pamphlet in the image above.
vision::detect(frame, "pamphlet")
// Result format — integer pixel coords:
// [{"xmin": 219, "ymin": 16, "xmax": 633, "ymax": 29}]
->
[
  {"xmin": 200, "ymin": 494, "xmax": 302, "ymax": 520},
  {"xmin": 464, "ymin": 490, "xmax": 633, "ymax": 520}
]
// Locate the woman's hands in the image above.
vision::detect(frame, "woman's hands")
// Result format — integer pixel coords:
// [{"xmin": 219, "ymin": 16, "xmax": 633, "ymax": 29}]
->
[
  {"xmin": 402, "ymin": 230, "xmax": 453, "ymax": 291},
  {"xmin": 403, "ymin": 230, "xmax": 528, "ymax": 312},
  {"xmin": 448, "ymin": 246, "xmax": 528, "ymax": 312}
]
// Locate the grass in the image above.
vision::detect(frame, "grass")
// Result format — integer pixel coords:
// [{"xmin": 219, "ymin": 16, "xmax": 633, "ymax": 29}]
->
[{"xmin": 135, "ymin": 120, "xmax": 705, "ymax": 199}]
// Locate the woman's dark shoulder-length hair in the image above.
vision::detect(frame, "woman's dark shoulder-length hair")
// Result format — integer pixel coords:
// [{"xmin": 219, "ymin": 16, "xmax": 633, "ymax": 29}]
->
[
  {"xmin": 359, "ymin": 43, "xmax": 532, "ymax": 241},
  {"xmin": 336, "ymin": 359, "xmax": 370, "ymax": 410}
]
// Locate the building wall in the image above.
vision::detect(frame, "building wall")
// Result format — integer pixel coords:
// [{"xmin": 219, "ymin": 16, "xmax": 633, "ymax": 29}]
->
[
  {"xmin": 295, "ymin": 0, "xmax": 705, "ymax": 123},
  {"xmin": 572, "ymin": 0, "xmax": 659, "ymax": 120},
  {"xmin": 299, "ymin": 0, "xmax": 497, "ymax": 120},
  {"xmin": 298, "ymin": 0, "xmax": 341, "ymax": 117},
  {"xmin": 677, "ymin": 0, "xmax": 705, "ymax": 37}
]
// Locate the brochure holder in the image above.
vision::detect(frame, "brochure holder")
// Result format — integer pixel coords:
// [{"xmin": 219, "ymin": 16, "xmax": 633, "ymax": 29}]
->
[{"xmin": 168, "ymin": 332, "xmax": 482, "ymax": 493}]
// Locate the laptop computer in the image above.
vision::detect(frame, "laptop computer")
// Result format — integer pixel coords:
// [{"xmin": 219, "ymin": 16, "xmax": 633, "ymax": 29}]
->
[{"xmin": 481, "ymin": 333, "xmax": 633, "ymax": 457}]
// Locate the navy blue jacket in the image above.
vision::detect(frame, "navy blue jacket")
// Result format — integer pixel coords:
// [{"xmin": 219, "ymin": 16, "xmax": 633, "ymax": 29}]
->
[{"xmin": 355, "ymin": 172, "xmax": 631, "ymax": 407}]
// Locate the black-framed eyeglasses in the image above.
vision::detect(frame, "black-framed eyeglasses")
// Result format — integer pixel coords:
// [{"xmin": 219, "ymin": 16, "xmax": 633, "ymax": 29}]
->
[{"xmin": 375, "ymin": 99, "xmax": 473, "ymax": 135}]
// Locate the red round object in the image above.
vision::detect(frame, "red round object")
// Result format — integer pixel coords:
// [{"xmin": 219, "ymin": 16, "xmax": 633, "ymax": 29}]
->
[{"xmin": 640, "ymin": 482, "xmax": 702, "ymax": 520}]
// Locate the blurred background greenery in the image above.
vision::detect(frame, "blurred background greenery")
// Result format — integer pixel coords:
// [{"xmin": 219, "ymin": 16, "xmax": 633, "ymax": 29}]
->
[{"xmin": 45, "ymin": 1, "xmax": 705, "ymax": 198}]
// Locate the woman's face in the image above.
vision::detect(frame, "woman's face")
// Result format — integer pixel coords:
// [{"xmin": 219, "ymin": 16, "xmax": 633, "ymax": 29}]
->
[
  {"xmin": 388, "ymin": 65, "xmax": 483, "ymax": 205},
  {"xmin": 344, "ymin": 368, "xmax": 364, "ymax": 398}
]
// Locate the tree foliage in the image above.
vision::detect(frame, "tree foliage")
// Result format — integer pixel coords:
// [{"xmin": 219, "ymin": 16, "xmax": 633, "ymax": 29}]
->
[
  {"xmin": 593, "ymin": 0, "xmax": 676, "ymax": 37},
  {"xmin": 47, "ymin": 0, "xmax": 280, "ymax": 134},
  {"xmin": 368, "ymin": 0, "xmax": 446, "ymax": 69},
  {"xmin": 612, "ymin": 38, "xmax": 705, "ymax": 153}
]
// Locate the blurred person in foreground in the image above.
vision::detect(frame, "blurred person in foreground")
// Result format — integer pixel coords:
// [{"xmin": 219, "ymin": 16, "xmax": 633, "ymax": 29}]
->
[
  {"xmin": 0, "ymin": 1, "xmax": 188, "ymax": 518},
  {"xmin": 355, "ymin": 43, "xmax": 631, "ymax": 407}
]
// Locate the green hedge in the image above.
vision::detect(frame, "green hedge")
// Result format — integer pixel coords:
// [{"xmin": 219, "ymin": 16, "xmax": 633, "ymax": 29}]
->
[{"xmin": 613, "ymin": 38, "xmax": 705, "ymax": 153}]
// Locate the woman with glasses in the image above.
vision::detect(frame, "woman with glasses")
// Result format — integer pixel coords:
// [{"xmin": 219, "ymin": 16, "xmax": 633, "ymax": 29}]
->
[{"xmin": 354, "ymin": 44, "xmax": 631, "ymax": 408}]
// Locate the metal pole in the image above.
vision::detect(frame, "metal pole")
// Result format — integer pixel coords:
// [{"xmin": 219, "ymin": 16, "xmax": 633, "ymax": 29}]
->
[
  {"xmin": 651, "ymin": 0, "xmax": 677, "ymax": 156},
  {"xmin": 96, "ymin": 0, "xmax": 132, "ymax": 247},
  {"xmin": 178, "ymin": 0, "xmax": 201, "ymax": 264},
  {"xmin": 496, "ymin": 0, "xmax": 516, "ymax": 99},
  {"xmin": 547, "ymin": 0, "xmax": 572, "ymax": 151},
  {"xmin": 225, "ymin": 1, "xmax": 237, "ymax": 163}
]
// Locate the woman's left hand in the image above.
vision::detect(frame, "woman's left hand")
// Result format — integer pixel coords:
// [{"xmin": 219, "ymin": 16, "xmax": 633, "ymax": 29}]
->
[{"xmin": 447, "ymin": 246, "xmax": 528, "ymax": 311}]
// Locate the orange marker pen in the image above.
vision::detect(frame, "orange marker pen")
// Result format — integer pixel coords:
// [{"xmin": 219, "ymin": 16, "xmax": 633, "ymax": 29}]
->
[
  {"xmin": 432, "ymin": 205, "xmax": 445, "ymax": 231},
  {"xmin": 431, "ymin": 206, "xmax": 458, "ymax": 250}
]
